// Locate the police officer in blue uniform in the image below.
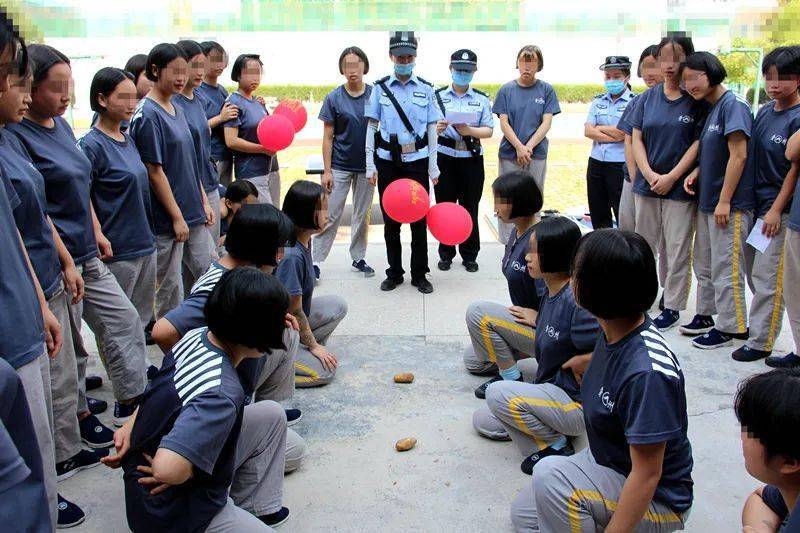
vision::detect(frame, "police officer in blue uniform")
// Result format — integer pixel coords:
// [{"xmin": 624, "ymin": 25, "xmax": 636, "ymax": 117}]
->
[
  {"xmin": 433, "ymin": 49, "xmax": 494, "ymax": 273},
  {"xmin": 365, "ymin": 31, "xmax": 443, "ymax": 294},
  {"xmin": 583, "ymin": 56, "xmax": 634, "ymax": 228}
]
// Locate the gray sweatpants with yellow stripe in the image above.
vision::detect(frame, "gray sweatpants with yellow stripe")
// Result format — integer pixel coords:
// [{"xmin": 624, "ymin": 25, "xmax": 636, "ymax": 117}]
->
[
  {"xmin": 746, "ymin": 215, "xmax": 789, "ymax": 352},
  {"xmin": 511, "ymin": 448, "xmax": 689, "ymax": 532},
  {"xmin": 464, "ymin": 301, "xmax": 537, "ymax": 374},
  {"xmin": 786, "ymin": 229, "xmax": 800, "ymax": 354},
  {"xmin": 295, "ymin": 294, "xmax": 348, "ymax": 388},
  {"xmin": 694, "ymin": 210, "xmax": 753, "ymax": 333}
]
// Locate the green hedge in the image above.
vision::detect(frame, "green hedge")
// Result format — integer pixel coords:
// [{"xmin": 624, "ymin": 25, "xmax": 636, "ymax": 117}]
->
[{"xmin": 226, "ymin": 83, "xmax": 648, "ymax": 104}]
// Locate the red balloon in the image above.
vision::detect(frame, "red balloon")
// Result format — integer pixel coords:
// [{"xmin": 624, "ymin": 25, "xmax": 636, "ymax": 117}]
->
[
  {"xmin": 257, "ymin": 114, "xmax": 294, "ymax": 152},
  {"xmin": 427, "ymin": 202, "xmax": 473, "ymax": 246},
  {"xmin": 381, "ymin": 178, "xmax": 430, "ymax": 224},
  {"xmin": 274, "ymin": 99, "xmax": 308, "ymax": 132}
]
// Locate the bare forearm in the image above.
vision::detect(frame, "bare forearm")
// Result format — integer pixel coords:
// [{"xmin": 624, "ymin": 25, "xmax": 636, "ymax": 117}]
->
[
  {"xmin": 624, "ymin": 136, "xmax": 638, "ymax": 179},
  {"xmin": 322, "ymin": 126, "xmax": 334, "ymax": 174},
  {"xmin": 462, "ymin": 126, "xmax": 493, "ymax": 139},
  {"xmin": 597, "ymin": 125, "xmax": 626, "ymax": 141},
  {"xmin": 606, "ymin": 470, "xmax": 661, "ymax": 533},
  {"xmin": 585, "ymin": 125, "xmax": 616, "ymax": 143},
  {"xmin": 787, "ymin": 130, "xmax": 800, "ymax": 161},
  {"xmin": 292, "ymin": 308, "xmax": 317, "ymax": 348},
  {"xmin": 770, "ymin": 162, "xmax": 799, "ymax": 214},
  {"xmin": 526, "ymin": 120, "xmax": 552, "ymax": 149},
  {"xmin": 500, "ymin": 117, "xmax": 525, "ymax": 150},
  {"xmin": 632, "ymin": 131, "xmax": 655, "ymax": 178},
  {"xmin": 668, "ymin": 141, "xmax": 699, "ymax": 180},
  {"xmin": 719, "ymin": 153, "xmax": 747, "ymax": 204}
]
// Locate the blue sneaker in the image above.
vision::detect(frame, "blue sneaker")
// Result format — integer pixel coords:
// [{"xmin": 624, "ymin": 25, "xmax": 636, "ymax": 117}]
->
[
  {"xmin": 352, "ymin": 259, "xmax": 375, "ymax": 277},
  {"xmin": 56, "ymin": 448, "xmax": 110, "ymax": 481},
  {"xmin": 114, "ymin": 401, "xmax": 137, "ymax": 427},
  {"xmin": 679, "ymin": 314, "xmax": 715, "ymax": 336},
  {"xmin": 692, "ymin": 328, "xmax": 733, "ymax": 350},
  {"xmin": 259, "ymin": 507, "xmax": 290, "ymax": 528},
  {"xmin": 313, "ymin": 264, "xmax": 320, "ymax": 282},
  {"xmin": 285, "ymin": 408, "xmax": 302, "ymax": 427},
  {"xmin": 86, "ymin": 396, "xmax": 107, "ymax": 415},
  {"xmin": 765, "ymin": 352, "xmax": 800, "ymax": 368},
  {"xmin": 57, "ymin": 494, "xmax": 86, "ymax": 529},
  {"xmin": 79, "ymin": 414, "xmax": 114, "ymax": 448},
  {"xmin": 653, "ymin": 309, "xmax": 680, "ymax": 331},
  {"xmin": 521, "ymin": 443, "xmax": 574, "ymax": 475},
  {"xmin": 732, "ymin": 345, "xmax": 770, "ymax": 362}
]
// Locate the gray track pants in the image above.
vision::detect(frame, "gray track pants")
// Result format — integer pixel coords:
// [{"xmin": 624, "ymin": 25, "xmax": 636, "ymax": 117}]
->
[
  {"xmin": 246, "ymin": 171, "xmax": 281, "ymax": 208},
  {"xmin": 784, "ymin": 228, "xmax": 800, "ymax": 353},
  {"xmin": 464, "ymin": 301, "xmax": 536, "ymax": 374},
  {"xmin": 294, "ymin": 295, "xmax": 348, "ymax": 388},
  {"xmin": 154, "ymin": 226, "xmax": 216, "ymax": 319},
  {"xmin": 746, "ymin": 215, "xmax": 788, "ymax": 351},
  {"xmin": 106, "ymin": 252, "xmax": 156, "ymax": 329}
]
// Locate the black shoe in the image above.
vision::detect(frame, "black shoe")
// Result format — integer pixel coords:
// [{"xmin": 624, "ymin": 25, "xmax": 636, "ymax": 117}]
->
[
  {"xmin": 86, "ymin": 396, "xmax": 107, "ymax": 415},
  {"xmin": 765, "ymin": 352, "xmax": 800, "ymax": 368},
  {"xmin": 57, "ymin": 495, "xmax": 86, "ymax": 529},
  {"xmin": 260, "ymin": 507, "xmax": 290, "ymax": 527},
  {"xmin": 679, "ymin": 314, "xmax": 715, "ymax": 336},
  {"xmin": 437, "ymin": 260, "xmax": 452, "ymax": 271},
  {"xmin": 114, "ymin": 401, "xmax": 138, "ymax": 427},
  {"xmin": 521, "ymin": 443, "xmax": 574, "ymax": 475},
  {"xmin": 380, "ymin": 277, "xmax": 403, "ymax": 291},
  {"xmin": 79, "ymin": 414, "xmax": 114, "ymax": 448},
  {"xmin": 145, "ymin": 321, "xmax": 156, "ymax": 346},
  {"xmin": 474, "ymin": 375, "xmax": 503, "ymax": 399},
  {"xmin": 285, "ymin": 408, "xmax": 302, "ymax": 427},
  {"xmin": 411, "ymin": 278, "xmax": 434, "ymax": 294},
  {"xmin": 658, "ymin": 294, "xmax": 665, "ymax": 311},
  {"xmin": 727, "ymin": 328, "xmax": 750, "ymax": 341},
  {"xmin": 352, "ymin": 259, "xmax": 376, "ymax": 277},
  {"xmin": 146, "ymin": 364, "xmax": 159, "ymax": 381},
  {"xmin": 85, "ymin": 375, "xmax": 102, "ymax": 391},
  {"xmin": 56, "ymin": 448, "xmax": 110, "ymax": 481},
  {"xmin": 463, "ymin": 261, "xmax": 479, "ymax": 273},
  {"xmin": 313, "ymin": 264, "xmax": 321, "ymax": 285},
  {"xmin": 732, "ymin": 345, "xmax": 770, "ymax": 362}
]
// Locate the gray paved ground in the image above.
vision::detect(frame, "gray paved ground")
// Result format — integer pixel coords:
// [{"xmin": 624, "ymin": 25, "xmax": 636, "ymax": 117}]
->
[{"xmin": 61, "ymin": 236, "xmax": 792, "ymax": 532}]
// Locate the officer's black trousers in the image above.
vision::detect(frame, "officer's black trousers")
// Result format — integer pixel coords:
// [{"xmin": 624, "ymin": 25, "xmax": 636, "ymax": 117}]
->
[
  {"xmin": 586, "ymin": 157, "xmax": 624, "ymax": 229},
  {"xmin": 376, "ymin": 156, "xmax": 429, "ymax": 281},
  {"xmin": 434, "ymin": 153, "xmax": 484, "ymax": 263}
]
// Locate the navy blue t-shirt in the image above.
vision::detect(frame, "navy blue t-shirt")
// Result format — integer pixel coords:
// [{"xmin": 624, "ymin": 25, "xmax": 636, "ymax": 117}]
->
[
  {"xmin": 129, "ymin": 97, "xmax": 207, "ymax": 236},
  {"xmin": 318, "ymin": 84, "xmax": 373, "ymax": 172},
  {"xmin": 697, "ymin": 90, "xmax": 754, "ymax": 214},
  {"xmin": 502, "ymin": 226, "xmax": 545, "ymax": 310},
  {"xmin": 224, "ymin": 92, "xmax": 276, "ymax": 180},
  {"xmin": 173, "ymin": 92, "xmax": 219, "ymax": 193},
  {"xmin": 78, "ymin": 128, "xmax": 155, "ymax": 263},
  {"xmin": 0, "ymin": 359, "xmax": 52, "ymax": 531},
  {"xmin": 7, "ymin": 117, "xmax": 97, "ymax": 265},
  {"xmin": 195, "ymin": 82, "xmax": 230, "ymax": 162},
  {"xmin": 533, "ymin": 283, "xmax": 600, "ymax": 401},
  {"xmin": 492, "ymin": 79, "xmax": 561, "ymax": 160},
  {"xmin": 0, "ymin": 129, "xmax": 62, "ymax": 299},
  {"xmin": 628, "ymin": 84, "xmax": 705, "ymax": 201},
  {"xmin": 750, "ymin": 101, "xmax": 800, "ymax": 216},
  {"xmin": 275, "ymin": 240, "xmax": 315, "ymax": 317},
  {"xmin": 581, "ymin": 317, "xmax": 693, "ymax": 513},
  {"xmin": 616, "ymin": 93, "xmax": 640, "ymax": 137},
  {"xmin": 791, "ymin": 178, "xmax": 800, "ymax": 232},
  {"xmin": 123, "ymin": 327, "xmax": 245, "ymax": 533},
  {"xmin": 0, "ymin": 168, "xmax": 45, "ymax": 370}
]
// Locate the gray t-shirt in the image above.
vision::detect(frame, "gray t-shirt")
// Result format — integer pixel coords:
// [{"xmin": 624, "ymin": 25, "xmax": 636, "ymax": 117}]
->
[
  {"xmin": 492, "ymin": 79, "xmax": 561, "ymax": 160},
  {"xmin": 319, "ymin": 84, "xmax": 372, "ymax": 173}
]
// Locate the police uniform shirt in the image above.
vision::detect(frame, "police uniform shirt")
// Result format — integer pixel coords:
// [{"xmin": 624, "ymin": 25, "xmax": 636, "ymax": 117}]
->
[
  {"xmin": 365, "ymin": 73, "xmax": 443, "ymax": 163},
  {"xmin": 750, "ymin": 100, "xmax": 800, "ymax": 217},
  {"xmin": 586, "ymin": 88, "xmax": 634, "ymax": 163},
  {"xmin": 581, "ymin": 317, "xmax": 693, "ymax": 514},
  {"xmin": 436, "ymin": 85, "xmax": 494, "ymax": 158},
  {"xmin": 697, "ymin": 90, "xmax": 754, "ymax": 215}
]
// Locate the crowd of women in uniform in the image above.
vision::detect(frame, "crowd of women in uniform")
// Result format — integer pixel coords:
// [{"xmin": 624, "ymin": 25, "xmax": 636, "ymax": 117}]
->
[{"xmin": 1, "ymin": 9, "xmax": 800, "ymax": 531}]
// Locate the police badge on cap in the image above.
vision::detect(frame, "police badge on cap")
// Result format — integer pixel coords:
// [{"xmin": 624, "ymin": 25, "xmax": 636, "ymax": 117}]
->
[
  {"xmin": 600, "ymin": 55, "xmax": 632, "ymax": 70},
  {"xmin": 390, "ymin": 31, "xmax": 418, "ymax": 56},
  {"xmin": 450, "ymin": 49, "xmax": 478, "ymax": 72}
]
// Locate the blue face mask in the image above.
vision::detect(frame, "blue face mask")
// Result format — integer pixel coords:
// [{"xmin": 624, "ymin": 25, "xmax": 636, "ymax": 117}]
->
[
  {"xmin": 394, "ymin": 62, "xmax": 415, "ymax": 76},
  {"xmin": 452, "ymin": 70, "xmax": 474, "ymax": 87},
  {"xmin": 605, "ymin": 79, "xmax": 626, "ymax": 95}
]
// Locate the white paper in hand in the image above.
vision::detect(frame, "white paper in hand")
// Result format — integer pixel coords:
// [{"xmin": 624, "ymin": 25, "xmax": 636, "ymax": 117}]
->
[
  {"xmin": 445, "ymin": 110, "xmax": 478, "ymax": 125},
  {"xmin": 746, "ymin": 219, "xmax": 773, "ymax": 254}
]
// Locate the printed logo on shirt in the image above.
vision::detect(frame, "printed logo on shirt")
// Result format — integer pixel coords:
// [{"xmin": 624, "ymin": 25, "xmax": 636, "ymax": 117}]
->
[
  {"xmin": 678, "ymin": 115, "xmax": 695, "ymax": 124},
  {"xmin": 707, "ymin": 124, "xmax": 721, "ymax": 134},
  {"xmin": 510, "ymin": 260, "xmax": 527, "ymax": 272},
  {"xmin": 770, "ymin": 134, "xmax": 788, "ymax": 145},
  {"xmin": 544, "ymin": 324, "xmax": 560, "ymax": 341},
  {"xmin": 598, "ymin": 386, "xmax": 615, "ymax": 412},
  {"xmin": 534, "ymin": 97, "xmax": 546, "ymax": 105}
]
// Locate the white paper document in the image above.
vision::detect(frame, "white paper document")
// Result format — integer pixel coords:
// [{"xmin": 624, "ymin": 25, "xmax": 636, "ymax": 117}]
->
[
  {"xmin": 445, "ymin": 110, "xmax": 479, "ymax": 125},
  {"xmin": 746, "ymin": 219, "xmax": 773, "ymax": 254}
]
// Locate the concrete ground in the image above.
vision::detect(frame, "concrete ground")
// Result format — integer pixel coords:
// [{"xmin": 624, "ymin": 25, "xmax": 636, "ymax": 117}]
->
[{"xmin": 61, "ymin": 227, "xmax": 793, "ymax": 533}]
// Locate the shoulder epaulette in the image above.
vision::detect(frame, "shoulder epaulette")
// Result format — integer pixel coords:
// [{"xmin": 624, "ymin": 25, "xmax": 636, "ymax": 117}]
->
[
  {"xmin": 472, "ymin": 88, "xmax": 489, "ymax": 98},
  {"xmin": 416, "ymin": 76, "xmax": 433, "ymax": 87},
  {"xmin": 593, "ymin": 93, "xmax": 605, "ymax": 99}
]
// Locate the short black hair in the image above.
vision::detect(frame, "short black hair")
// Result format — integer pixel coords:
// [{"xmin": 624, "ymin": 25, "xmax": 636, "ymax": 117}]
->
[
  {"xmin": 231, "ymin": 54, "xmax": 263, "ymax": 83},
  {"xmin": 516, "ymin": 44, "xmax": 543, "ymax": 72},
  {"xmin": 571, "ymin": 229, "xmax": 657, "ymax": 319},
  {"xmin": 176, "ymin": 39, "xmax": 204, "ymax": 62},
  {"xmin": 0, "ymin": 8, "xmax": 27, "ymax": 76},
  {"xmin": 492, "ymin": 171, "xmax": 543, "ymax": 219},
  {"xmin": 225, "ymin": 203, "xmax": 294, "ymax": 267},
  {"xmin": 339, "ymin": 46, "xmax": 369, "ymax": 75},
  {"xmin": 761, "ymin": 46, "xmax": 800, "ymax": 77},
  {"xmin": 533, "ymin": 216, "xmax": 582, "ymax": 274},
  {"xmin": 145, "ymin": 43, "xmax": 187, "ymax": 82},
  {"xmin": 200, "ymin": 41, "xmax": 225, "ymax": 56},
  {"xmin": 28, "ymin": 44, "xmax": 69, "ymax": 87},
  {"xmin": 735, "ymin": 368, "xmax": 800, "ymax": 461},
  {"xmin": 656, "ymin": 31, "xmax": 695, "ymax": 63},
  {"xmin": 123, "ymin": 54, "xmax": 148, "ymax": 83},
  {"xmin": 224, "ymin": 179, "xmax": 259, "ymax": 203},
  {"xmin": 205, "ymin": 267, "xmax": 289, "ymax": 353},
  {"xmin": 89, "ymin": 67, "xmax": 134, "ymax": 113},
  {"xmin": 637, "ymin": 44, "xmax": 659, "ymax": 77},
  {"xmin": 282, "ymin": 180, "xmax": 325, "ymax": 231},
  {"xmin": 685, "ymin": 51, "xmax": 727, "ymax": 86}
]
